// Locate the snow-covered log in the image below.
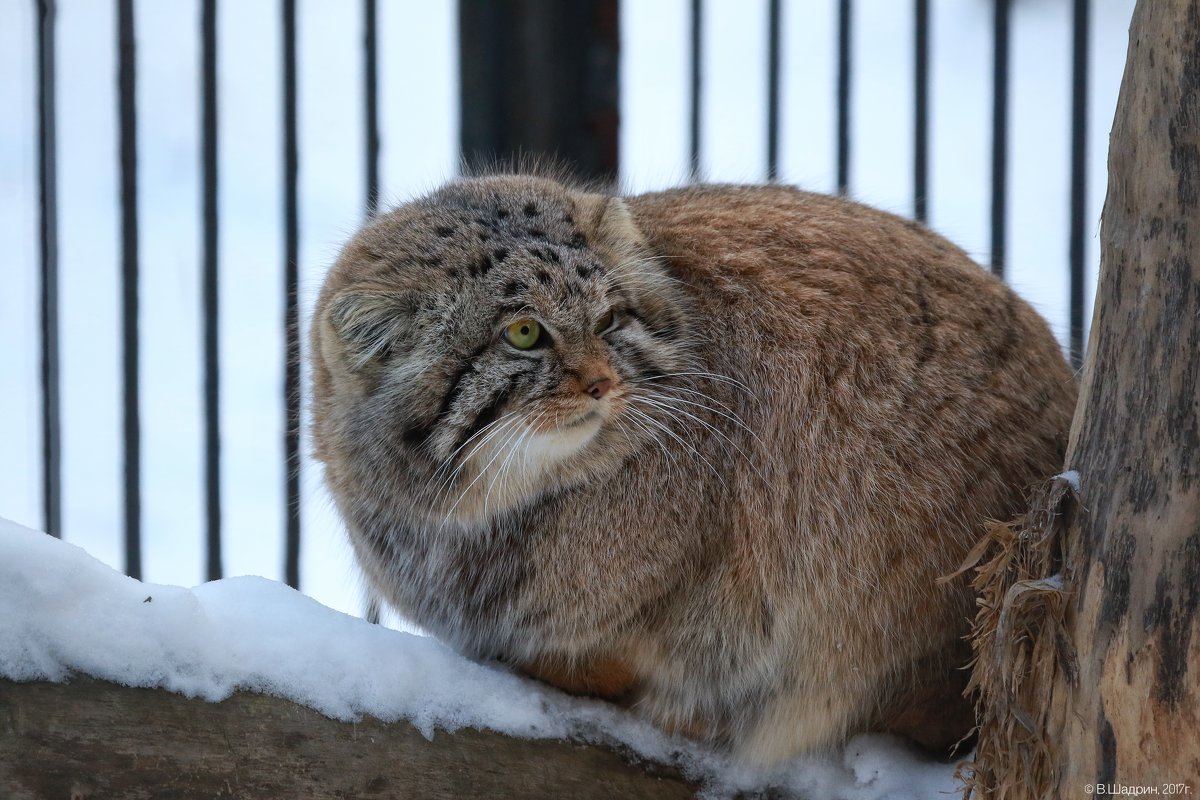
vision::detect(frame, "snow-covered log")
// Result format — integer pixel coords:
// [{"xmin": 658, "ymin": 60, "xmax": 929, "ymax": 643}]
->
[
  {"xmin": 964, "ymin": 0, "xmax": 1200, "ymax": 794},
  {"xmin": 0, "ymin": 676, "xmax": 693, "ymax": 799},
  {"xmin": 0, "ymin": 519, "xmax": 964, "ymax": 799}
]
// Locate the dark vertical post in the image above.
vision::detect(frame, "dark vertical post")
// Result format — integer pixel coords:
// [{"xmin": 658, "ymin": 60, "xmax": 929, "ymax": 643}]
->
[
  {"xmin": 766, "ymin": 0, "xmax": 781, "ymax": 181},
  {"xmin": 459, "ymin": 0, "xmax": 620, "ymax": 183},
  {"xmin": 990, "ymin": 0, "xmax": 1011, "ymax": 278},
  {"xmin": 689, "ymin": 0, "xmax": 702, "ymax": 181},
  {"xmin": 36, "ymin": 0, "xmax": 61, "ymax": 539},
  {"xmin": 913, "ymin": 0, "xmax": 929, "ymax": 222},
  {"xmin": 1068, "ymin": 0, "xmax": 1089, "ymax": 369},
  {"xmin": 363, "ymin": 0, "xmax": 379, "ymax": 218},
  {"xmin": 282, "ymin": 0, "xmax": 301, "ymax": 589},
  {"xmin": 362, "ymin": 0, "xmax": 381, "ymax": 625},
  {"xmin": 836, "ymin": 0, "xmax": 852, "ymax": 195},
  {"xmin": 201, "ymin": 0, "xmax": 221, "ymax": 581},
  {"xmin": 117, "ymin": 0, "xmax": 141, "ymax": 579}
]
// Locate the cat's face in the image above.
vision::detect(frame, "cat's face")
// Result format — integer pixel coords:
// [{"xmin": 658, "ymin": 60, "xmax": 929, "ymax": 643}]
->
[{"xmin": 313, "ymin": 176, "xmax": 694, "ymax": 525}]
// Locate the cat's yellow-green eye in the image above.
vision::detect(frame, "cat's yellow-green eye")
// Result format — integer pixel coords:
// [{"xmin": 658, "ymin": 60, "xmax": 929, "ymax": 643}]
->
[{"xmin": 504, "ymin": 318, "xmax": 542, "ymax": 350}]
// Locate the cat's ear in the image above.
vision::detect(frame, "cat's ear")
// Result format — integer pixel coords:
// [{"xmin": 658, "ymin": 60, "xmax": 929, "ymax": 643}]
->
[
  {"xmin": 323, "ymin": 289, "xmax": 416, "ymax": 371},
  {"xmin": 574, "ymin": 194, "xmax": 649, "ymax": 261},
  {"xmin": 596, "ymin": 197, "xmax": 650, "ymax": 257},
  {"xmin": 574, "ymin": 193, "xmax": 685, "ymax": 337}
]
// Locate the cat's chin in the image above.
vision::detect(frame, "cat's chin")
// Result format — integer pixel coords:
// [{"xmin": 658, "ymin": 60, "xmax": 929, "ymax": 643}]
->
[{"xmin": 527, "ymin": 411, "xmax": 605, "ymax": 463}]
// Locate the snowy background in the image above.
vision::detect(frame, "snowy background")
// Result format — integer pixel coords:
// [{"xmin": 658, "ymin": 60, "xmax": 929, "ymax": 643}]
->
[{"xmin": 1, "ymin": 0, "xmax": 1134, "ymax": 620}]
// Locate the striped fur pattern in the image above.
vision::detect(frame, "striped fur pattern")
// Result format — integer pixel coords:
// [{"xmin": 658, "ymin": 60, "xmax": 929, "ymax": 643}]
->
[{"xmin": 310, "ymin": 175, "xmax": 1076, "ymax": 763}]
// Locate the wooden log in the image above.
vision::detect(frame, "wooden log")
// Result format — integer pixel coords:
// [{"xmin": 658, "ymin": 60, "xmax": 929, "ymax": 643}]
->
[
  {"xmin": 0, "ymin": 677, "xmax": 695, "ymax": 800},
  {"xmin": 965, "ymin": 0, "xmax": 1200, "ymax": 795}
]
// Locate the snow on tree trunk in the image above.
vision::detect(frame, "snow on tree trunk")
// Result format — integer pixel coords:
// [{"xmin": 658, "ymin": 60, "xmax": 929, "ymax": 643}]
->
[{"xmin": 964, "ymin": 0, "xmax": 1200, "ymax": 796}]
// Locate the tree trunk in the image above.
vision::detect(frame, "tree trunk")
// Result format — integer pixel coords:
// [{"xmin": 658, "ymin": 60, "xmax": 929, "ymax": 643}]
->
[
  {"xmin": 0, "ymin": 678, "xmax": 694, "ymax": 800},
  {"xmin": 966, "ymin": 0, "xmax": 1200, "ymax": 796}
]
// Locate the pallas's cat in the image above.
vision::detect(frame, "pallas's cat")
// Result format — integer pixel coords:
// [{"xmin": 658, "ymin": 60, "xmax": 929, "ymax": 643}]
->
[{"xmin": 310, "ymin": 175, "xmax": 1075, "ymax": 763}]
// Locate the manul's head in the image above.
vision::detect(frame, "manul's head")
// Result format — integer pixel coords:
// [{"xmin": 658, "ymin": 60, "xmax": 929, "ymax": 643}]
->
[{"xmin": 311, "ymin": 175, "xmax": 694, "ymax": 526}]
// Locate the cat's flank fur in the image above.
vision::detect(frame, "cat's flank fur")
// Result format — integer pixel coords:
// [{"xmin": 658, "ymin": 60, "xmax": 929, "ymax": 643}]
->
[{"xmin": 310, "ymin": 175, "xmax": 1076, "ymax": 763}]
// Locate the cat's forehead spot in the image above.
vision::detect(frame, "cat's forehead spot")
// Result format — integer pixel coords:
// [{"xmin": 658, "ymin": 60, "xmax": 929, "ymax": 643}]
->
[
  {"xmin": 486, "ymin": 252, "xmax": 609, "ymax": 331},
  {"xmin": 428, "ymin": 182, "xmax": 579, "ymax": 235},
  {"xmin": 516, "ymin": 248, "xmax": 606, "ymax": 299}
]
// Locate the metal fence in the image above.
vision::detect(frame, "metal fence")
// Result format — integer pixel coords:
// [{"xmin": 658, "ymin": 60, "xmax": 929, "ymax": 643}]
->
[{"xmin": 24, "ymin": 0, "xmax": 1098, "ymax": 595}]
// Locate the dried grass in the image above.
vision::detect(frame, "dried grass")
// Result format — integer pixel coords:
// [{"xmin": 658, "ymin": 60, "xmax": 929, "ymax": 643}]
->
[{"xmin": 943, "ymin": 476, "xmax": 1080, "ymax": 800}]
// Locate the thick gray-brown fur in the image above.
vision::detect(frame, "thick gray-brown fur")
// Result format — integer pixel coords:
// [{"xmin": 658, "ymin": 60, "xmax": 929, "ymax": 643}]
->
[{"xmin": 310, "ymin": 173, "xmax": 1076, "ymax": 764}]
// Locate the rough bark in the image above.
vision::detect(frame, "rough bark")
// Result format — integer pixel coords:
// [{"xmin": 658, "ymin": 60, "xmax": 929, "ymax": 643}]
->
[
  {"xmin": 966, "ymin": 0, "xmax": 1200, "ymax": 796},
  {"xmin": 0, "ymin": 678, "xmax": 694, "ymax": 800}
]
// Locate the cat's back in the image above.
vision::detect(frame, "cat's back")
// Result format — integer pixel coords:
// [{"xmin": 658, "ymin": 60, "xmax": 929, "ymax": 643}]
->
[
  {"xmin": 627, "ymin": 183, "xmax": 1074, "ymax": 430},
  {"xmin": 624, "ymin": 183, "xmax": 1075, "ymax": 590},
  {"xmin": 629, "ymin": 183, "xmax": 1019, "ymax": 337}
]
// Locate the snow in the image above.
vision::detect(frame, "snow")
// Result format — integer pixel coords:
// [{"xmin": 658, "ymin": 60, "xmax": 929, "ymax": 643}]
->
[
  {"xmin": 1056, "ymin": 470, "xmax": 1082, "ymax": 492},
  {"xmin": 0, "ymin": 516, "xmax": 966, "ymax": 799}
]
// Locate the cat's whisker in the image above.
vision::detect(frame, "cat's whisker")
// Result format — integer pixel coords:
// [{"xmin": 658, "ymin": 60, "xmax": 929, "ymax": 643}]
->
[
  {"xmin": 484, "ymin": 409, "xmax": 547, "ymax": 515},
  {"xmin": 429, "ymin": 411, "xmax": 525, "ymax": 500},
  {"xmin": 431, "ymin": 412, "xmax": 515, "ymax": 481},
  {"xmin": 431, "ymin": 409, "xmax": 524, "ymax": 485},
  {"xmin": 466, "ymin": 411, "xmax": 531, "ymax": 497},
  {"xmin": 635, "ymin": 369, "xmax": 757, "ymax": 398},
  {"xmin": 613, "ymin": 409, "xmax": 676, "ymax": 486},
  {"xmin": 623, "ymin": 403, "xmax": 684, "ymax": 451},
  {"xmin": 625, "ymin": 402, "xmax": 723, "ymax": 487},
  {"xmin": 630, "ymin": 375, "xmax": 737, "ymax": 405},
  {"xmin": 636, "ymin": 387, "xmax": 763, "ymax": 446},
  {"xmin": 440, "ymin": 409, "xmax": 536, "ymax": 528},
  {"xmin": 622, "ymin": 407, "xmax": 687, "ymax": 485},
  {"xmin": 632, "ymin": 393, "xmax": 753, "ymax": 479},
  {"xmin": 628, "ymin": 377, "xmax": 742, "ymax": 418},
  {"xmin": 523, "ymin": 409, "xmax": 556, "ymax": 470},
  {"xmin": 632, "ymin": 392, "xmax": 770, "ymax": 487}
]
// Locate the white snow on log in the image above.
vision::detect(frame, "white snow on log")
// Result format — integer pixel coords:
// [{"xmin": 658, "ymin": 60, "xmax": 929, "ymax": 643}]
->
[
  {"xmin": 0, "ymin": 516, "xmax": 964, "ymax": 799},
  {"xmin": 1056, "ymin": 470, "xmax": 1081, "ymax": 491}
]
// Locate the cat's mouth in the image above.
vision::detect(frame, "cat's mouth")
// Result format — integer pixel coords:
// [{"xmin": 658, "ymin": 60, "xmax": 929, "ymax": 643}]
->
[
  {"xmin": 531, "ymin": 394, "xmax": 620, "ymax": 436},
  {"xmin": 563, "ymin": 409, "xmax": 601, "ymax": 428}
]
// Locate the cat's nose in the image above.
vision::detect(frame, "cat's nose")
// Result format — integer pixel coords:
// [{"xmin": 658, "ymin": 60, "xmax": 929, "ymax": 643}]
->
[{"xmin": 586, "ymin": 378, "xmax": 613, "ymax": 400}]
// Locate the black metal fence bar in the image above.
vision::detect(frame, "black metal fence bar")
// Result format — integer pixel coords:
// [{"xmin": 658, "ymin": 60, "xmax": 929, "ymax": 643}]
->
[
  {"xmin": 37, "ymin": 0, "xmax": 61, "ymax": 539},
  {"xmin": 836, "ymin": 0, "xmax": 851, "ymax": 194},
  {"xmin": 201, "ymin": 0, "xmax": 221, "ymax": 581},
  {"xmin": 990, "ymin": 0, "xmax": 1010, "ymax": 277},
  {"xmin": 689, "ymin": 0, "xmax": 701, "ymax": 181},
  {"xmin": 766, "ymin": 0, "xmax": 780, "ymax": 181},
  {"xmin": 1069, "ymin": 0, "xmax": 1089, "ymax": 370},
  {"xmin": 913, "ymin": 0, "xmax": 929, "ymax": 222},
  {"xmin": 117, "ymin": 0, "xmax": 141, "ymax": 579},
  {"xmin": 363, "ymin": 0, "xmax": 382, "ymax": 625},
  {"xmin": 363, "ymin": 0, "xmax": 379, "ymax": 218},
  {"xmin": 282, "ymin": 0, "xmax": 301, "ymax": 590}
]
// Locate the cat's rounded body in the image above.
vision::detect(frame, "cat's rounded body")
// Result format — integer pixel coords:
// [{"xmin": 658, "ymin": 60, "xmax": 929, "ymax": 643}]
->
[{"xmin": 311, "ymin": 177, "xmax": 1075, "ymax": 763}]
